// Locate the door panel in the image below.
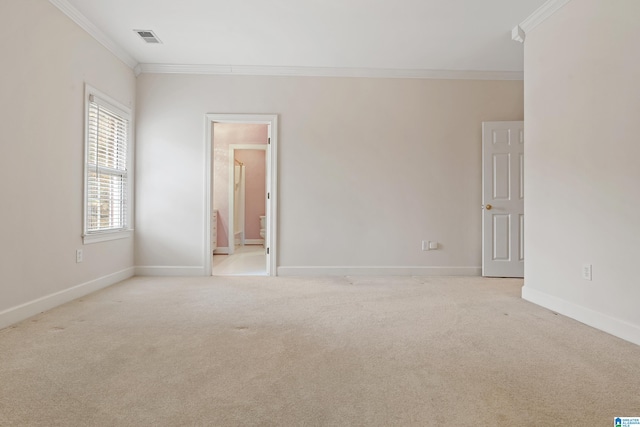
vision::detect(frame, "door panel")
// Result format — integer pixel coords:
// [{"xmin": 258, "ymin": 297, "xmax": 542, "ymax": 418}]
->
[
  {"xmin": 482, "ymin": 121, "xmax": 524, "ymax": 277},
  {"xmin": 493, "ymin": 153, "xmax": 510, "ymax": 199},
  {"xmin": 519, "ymin": 214, "xmax": 525, "ymax": 261},
  {"xmin": 492, "ymin": 214, "xmax": 511, "ymax": 261},
  {"xmin": 519, "ymin": 154, "xmax": 524, "ymax": 199}
]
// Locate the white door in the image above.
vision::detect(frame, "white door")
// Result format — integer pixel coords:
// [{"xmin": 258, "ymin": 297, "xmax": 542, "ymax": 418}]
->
[{"xmin": 482, "ymin": 121, "xmax": 524, "ymax": 277}]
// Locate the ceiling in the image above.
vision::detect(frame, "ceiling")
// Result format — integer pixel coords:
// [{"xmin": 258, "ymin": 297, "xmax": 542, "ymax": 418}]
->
[{"xmin": 58, "ymin": 0, "xmax": 547, "ymax": 75}]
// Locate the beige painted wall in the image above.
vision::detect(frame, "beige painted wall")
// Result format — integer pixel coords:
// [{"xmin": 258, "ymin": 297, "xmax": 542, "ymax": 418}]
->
[
  {"xmin": 135, "ymin": 74, "xmax": 523, "ymax": 274},
  {"xmin": 0, "ymin": 0, "xmax": 136, "ymax": 323},
  {"xmin": 523, "ymin": 0, "xmax": 640, "ymax": 344}
]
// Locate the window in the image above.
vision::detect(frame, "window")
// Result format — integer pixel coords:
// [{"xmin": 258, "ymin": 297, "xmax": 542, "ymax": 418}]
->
[{"xmin": 84, "ymin": 86, "xmax": 132, "ymax": 243}]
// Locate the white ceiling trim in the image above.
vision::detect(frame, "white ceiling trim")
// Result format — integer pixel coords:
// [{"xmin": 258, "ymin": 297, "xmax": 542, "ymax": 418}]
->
[
  {"xmin": 135, "ymin": 64, "xmax": 524, "ymax": 81},
  {"xmin": 48, "ymin": 0, "xmax": 138, "ymax": 68},
  {"xmin": 512, "ymin": 0, "xmax": 573, "ymax": 43}
]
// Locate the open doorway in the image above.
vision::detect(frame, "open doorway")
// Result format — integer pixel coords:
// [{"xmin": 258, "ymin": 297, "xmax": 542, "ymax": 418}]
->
[
  {"xmin": 213, "ymin": 144, "xmax": 267, "ymax": 275},
  {"xmin": 204, "ymin": 114, "xmax": 278, "ymax": 276}
]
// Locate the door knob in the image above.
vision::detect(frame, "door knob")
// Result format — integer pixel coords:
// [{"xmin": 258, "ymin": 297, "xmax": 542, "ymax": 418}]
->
[{"xmin": 485, "ymin": 204, "xmax": 492, "ymax": 210}]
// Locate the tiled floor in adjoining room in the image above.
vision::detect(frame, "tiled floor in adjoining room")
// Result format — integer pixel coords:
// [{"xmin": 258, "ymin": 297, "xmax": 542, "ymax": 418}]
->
[{"xmin": 212, "ymin": 245, "xmax": 266, "ymax": 276}]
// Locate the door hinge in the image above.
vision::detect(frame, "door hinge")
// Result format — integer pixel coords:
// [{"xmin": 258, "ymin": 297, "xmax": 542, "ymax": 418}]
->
[
  {"xmin": 268, "ymin": 137, "xmax": 271, "ymax": 145},
  {"xmin": 267, "ymin": 192, "xmax": 270, "ymax": 199},
  {"xmin": 266, "ymin": 247, "xmax": 270, "ymax": 255}
]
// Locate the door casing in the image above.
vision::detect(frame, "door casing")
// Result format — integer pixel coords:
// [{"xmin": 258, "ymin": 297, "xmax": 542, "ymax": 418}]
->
[{"xmin": 204, "ymin": 114, "xmax": 278, "ymax": 276}]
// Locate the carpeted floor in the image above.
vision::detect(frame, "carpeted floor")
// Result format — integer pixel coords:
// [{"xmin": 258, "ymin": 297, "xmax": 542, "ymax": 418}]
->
[{"xmin": 0, "ymin": 276, "xmax": 639, "ymax": 426}]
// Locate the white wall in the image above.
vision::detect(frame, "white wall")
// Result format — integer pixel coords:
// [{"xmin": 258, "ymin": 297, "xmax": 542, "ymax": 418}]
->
[
  {"xmin": 135, "ymin": 74, "xmax": 523, "ymax": 275},
  {"xmin": 0, "ymin": 0, "xmax": 136, "ymax": 328},
  {"xmin": 523, "ymin": 0, "xmax": 640, "ymax": 344}
]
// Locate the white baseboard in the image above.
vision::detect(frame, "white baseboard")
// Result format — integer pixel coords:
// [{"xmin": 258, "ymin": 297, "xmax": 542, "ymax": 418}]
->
[
  {"xmin": 244, "ymin": 239, "xmax": 264, "ymax": 245},
  {"xmin": 0, "ymin": 267, "xmax": 134, "ymax": 330},
  {"xmin": 277, "ymin": 266, "xmax": 481, "ymax": 276},
  {"xmin": 135, "ymin": 266, "xmax": 205, "ymax": 276},
  {"xmin": 522, "ymin": 286, "xmax": 640, "ymax": 346}
]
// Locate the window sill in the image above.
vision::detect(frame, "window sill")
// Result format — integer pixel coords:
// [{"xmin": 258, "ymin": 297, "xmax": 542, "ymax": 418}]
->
[{"xmin": 83, "ymin": 229, "xmax": 133, "ymax": 245}]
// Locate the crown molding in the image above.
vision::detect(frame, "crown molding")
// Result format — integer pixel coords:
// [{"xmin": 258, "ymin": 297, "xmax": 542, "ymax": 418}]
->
[
  {"xmin": 512, "ymin": 26, "xmax": 526, "ymax": 43},
  {"xmin": 137, "ymin": 64, "xmax": 233, "ymax": 76},
  {"xmin": 49, "ymin": 0, "xmax": 138, "ymax": 69},
  {"xmin": 512, "ymin": 0, "xmax": 573, "ymax": 43},
  {"xmin": 136, "ymin": 64, "xmax": 524, "ymax": 81}
]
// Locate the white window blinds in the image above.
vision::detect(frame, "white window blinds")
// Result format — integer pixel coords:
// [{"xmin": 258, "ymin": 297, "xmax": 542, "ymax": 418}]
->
[{"xmin": 85, "ymin": 94, "xmax": 129, "ymax": 234}]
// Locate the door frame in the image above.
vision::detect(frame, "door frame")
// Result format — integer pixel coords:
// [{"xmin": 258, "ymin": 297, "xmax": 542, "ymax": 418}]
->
[{"xmin": 204, "ymin": 114, "xmax": 278, "ymax": 276}]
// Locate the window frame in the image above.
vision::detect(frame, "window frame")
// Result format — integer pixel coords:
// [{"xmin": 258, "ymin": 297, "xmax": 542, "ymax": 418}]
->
[{"xmin": 83, "ymin": 84, "xmax": 133, "ymax": 244}]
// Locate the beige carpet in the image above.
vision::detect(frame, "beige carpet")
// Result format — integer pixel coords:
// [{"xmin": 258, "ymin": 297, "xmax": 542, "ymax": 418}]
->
[{"xmin": 1, "ymin": 276, "xmax": 639, "ymax": 426}]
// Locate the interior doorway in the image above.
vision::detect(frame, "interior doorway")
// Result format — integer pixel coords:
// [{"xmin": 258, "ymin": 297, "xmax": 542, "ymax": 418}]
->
[{"xmin": 204, "ymin": 114, "xmax": 278, "ymax": 276}]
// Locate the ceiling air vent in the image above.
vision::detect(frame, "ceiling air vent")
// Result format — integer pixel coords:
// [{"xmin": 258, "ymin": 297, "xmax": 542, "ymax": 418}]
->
[{"xmin": 134, "ymin": 30, "xmax": 162, "ymax": 44}]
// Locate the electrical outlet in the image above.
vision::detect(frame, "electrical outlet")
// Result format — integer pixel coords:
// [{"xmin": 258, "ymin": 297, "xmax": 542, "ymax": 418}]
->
[
  {"xmin": 76, "ymin": 249, "xmax": 83, "ymax": 263},
  {"xmin": 582, "ymin": 263, "xmax": 592, "ymax": 281},
  {"xmin": 422, "ymin": 241, "xmax": 439, "ymax": 251}
]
